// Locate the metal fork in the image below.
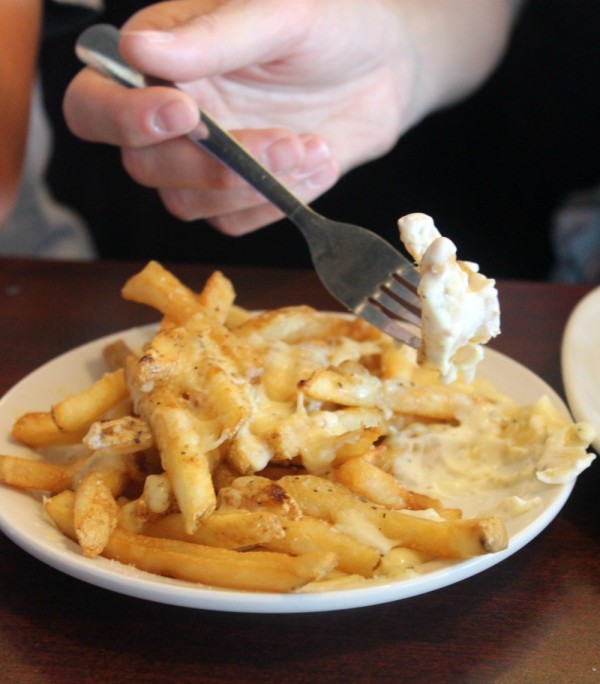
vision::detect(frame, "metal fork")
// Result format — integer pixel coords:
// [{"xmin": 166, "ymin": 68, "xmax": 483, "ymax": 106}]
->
[{"xmin": 76, "ymin": 24, "xmax": 422, "ymax": 348}]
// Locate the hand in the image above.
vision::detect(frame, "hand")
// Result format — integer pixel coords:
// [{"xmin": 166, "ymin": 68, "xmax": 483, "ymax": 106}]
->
[{"xmin": 64, "ymin": 0, "xmax": 518, "ymax": 235}]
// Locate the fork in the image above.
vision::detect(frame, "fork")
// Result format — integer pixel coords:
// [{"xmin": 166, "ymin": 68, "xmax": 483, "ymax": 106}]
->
[{"xmin": 76, "ymin": 24, "xmax": 422, "ymax": 348}]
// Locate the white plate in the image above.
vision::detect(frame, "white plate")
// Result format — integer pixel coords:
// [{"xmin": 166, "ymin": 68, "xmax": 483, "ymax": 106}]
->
[
  {"xmin": 562, "ymin": 285, "xmax": 600, "ymax": 454},
  {"xmin": 0, "ymin": 325, "xmax": 575, "ymax": 613}
]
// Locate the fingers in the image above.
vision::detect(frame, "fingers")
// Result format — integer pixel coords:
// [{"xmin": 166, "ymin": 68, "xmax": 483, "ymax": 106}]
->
[
  {"xmin": 137, "ymin": 132, "xmax": 339, "ymax": 234},
  {"xmin": 63, "ymin": 69, "xmax": 200, "ymax": 146}
]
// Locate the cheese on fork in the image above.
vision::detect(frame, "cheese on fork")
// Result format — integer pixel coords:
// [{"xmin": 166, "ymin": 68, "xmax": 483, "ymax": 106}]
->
[{"xmin": 398, "ymin": 213, "xmax": 500, "ymax": 384}]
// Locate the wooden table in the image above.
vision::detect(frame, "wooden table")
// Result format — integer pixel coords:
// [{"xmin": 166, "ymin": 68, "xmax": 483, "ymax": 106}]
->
[{"xmin": 0, "ymin": 257, "xmax": 598, "ymax": 684}]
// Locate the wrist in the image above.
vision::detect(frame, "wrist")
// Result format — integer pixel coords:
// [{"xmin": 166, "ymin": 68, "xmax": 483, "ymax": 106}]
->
[{"xmin": 395, "ymin": 0, "xmax": 522, "ymax": 126}]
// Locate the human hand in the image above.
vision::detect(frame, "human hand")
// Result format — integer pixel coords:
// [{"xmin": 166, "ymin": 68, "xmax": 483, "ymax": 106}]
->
[
  {"xmin": 64, "ymin": 0, "xmax": 518, "ymax": 235},
  {"xmin": 64, "ymin": 0, "xmax": 424, "ymax": 234}
]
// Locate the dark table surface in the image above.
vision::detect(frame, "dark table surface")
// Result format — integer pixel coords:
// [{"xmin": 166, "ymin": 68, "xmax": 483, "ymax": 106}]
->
[{"xmin": 0, "ymin": 257, "xmax": 598, "ymax": 684}]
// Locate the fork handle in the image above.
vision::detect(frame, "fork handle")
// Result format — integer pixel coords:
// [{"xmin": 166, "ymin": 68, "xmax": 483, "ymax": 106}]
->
[{"xmin": 76, "ymin": 24, "xmax": 317, "ymax": 231}]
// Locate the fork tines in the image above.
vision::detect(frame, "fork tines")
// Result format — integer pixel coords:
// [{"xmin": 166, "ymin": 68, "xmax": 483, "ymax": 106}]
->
[{"xmin": 355, "ymin": 269, "xmax": 422, "ymax": 349}]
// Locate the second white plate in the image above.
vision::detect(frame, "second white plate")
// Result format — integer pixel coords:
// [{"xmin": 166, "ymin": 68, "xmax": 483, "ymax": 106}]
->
[{"xmin": 562, "ymin": 285, "xmax": 600, "ymax": 454}]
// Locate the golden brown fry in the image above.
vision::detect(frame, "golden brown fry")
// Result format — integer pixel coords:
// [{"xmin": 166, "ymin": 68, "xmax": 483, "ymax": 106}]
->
[
  {"xmin": 73, "ymin": 471, "xmax": 121, "ymax": 558},
  {"xmin": 149, "ymin": 403, "xmax": 218, "ymax": 532},
  {"xmin": 12, "ymin": 411, "xmax": 86, "ymax": 447},
  {"xmin": 218, "ymin": 475, "xmax": 302, "ymax": 520},
  {"xmin": 263, "ymin": 516, "xmax": 380, "ymax": 577},
  {"xmin": 51, "ymin": 369, "xmax": 128, "ymax": 433},
  {"xmin": 83, "ymin": 416, "xmax": 153, "ymax": 455},
  {"xmin": 299, "ymin": 363, "xmax": 381, "ymax": 407},
  {"xmin": 335, "ymin": 457, "xmax": 461, "ymax": 519},
  {"xmin": 0, "ymin": 454, "xmax": 71, "ymax": 492},
  {"xmin": 195, "ymin": 270, "xmax": 236, "ymax": 323},
  {"xmin": 121, "ymin": 260, "xmax": 201, "ymax": 324},
  {"xmin": 105, "ymin": 529, "xmax": 337, "ymax": 593},
  {"xmin": 121, "ymin": 504, "xmax": 284, "ymax": 550},
  {"xmin": 382, "ymin": 382, "xmax": 483, "ymax": 421}
]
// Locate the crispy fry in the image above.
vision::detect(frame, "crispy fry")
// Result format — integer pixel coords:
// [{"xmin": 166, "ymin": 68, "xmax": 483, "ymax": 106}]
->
[
  {"xmin": 149, "ymin": 402, "xmax": 218, "ymax": 532},
  {"xmin": 12, "ymin": 411, "xmax": 86, "ymax": 447},
  {"xmin": 51, "ymin": 369, "xmax": 128, "ymax": 433},
  {"xmin": 121, "ymin": 260, "xmax": 202, "ymax": 324},
  {"xmin": 299, "ymin": 363, "xmax": 381, "ymax": 407},
  {"xmin": 120, "ymin": 503, "xmax": 284, "ymax": 550},
  {"xmin": 0, "ymin": 454, "xmax": 71, "ymax": 492},
  {"xmin": 83, "ymin": 416, "xmax": 153, "ymax": 454},
  {"xmin": 195, "ymin": 270, "xmax": 236, "ymax": 323},
  {"xmin": 73, "ymin": 472, "xmax": 121, "ymax": 557},
  {"xmin": 263, "ymin": 516, "xmax": 381, "ymax": 577},
  {"xmin": 218, "ymin": 475, "xmax": 302, "ymax": 520},
  {"xmin": 335, "ymin": 457, "xmax": 461, "ymax": 519}
]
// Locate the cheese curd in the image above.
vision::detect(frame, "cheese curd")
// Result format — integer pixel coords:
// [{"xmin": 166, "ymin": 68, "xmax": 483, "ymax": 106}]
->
[{"xmin": 398, "ymin": 213, "xmax": 500, "ymax": 383}]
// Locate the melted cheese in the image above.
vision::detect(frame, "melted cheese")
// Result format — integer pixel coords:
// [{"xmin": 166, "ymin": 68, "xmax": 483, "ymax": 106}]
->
[{"xmin": 398, "ymin": 213, "xmax": 500, "ymax": 383}]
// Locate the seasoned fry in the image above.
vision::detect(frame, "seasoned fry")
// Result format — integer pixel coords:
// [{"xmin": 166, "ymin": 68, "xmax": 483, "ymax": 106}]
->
[
  {"xmin": 0, "ymin": 454, "xmax": 71, "ymax": 492},
  {"xmin": 83, "ymin": 416, "xmax": 153, "ymax": 454},
  {"xmin": 73, "ymin": 471, "xmax": 121, "ymax": 557},
  {"xmin": 263, "ymin": 516, "xmax": 381, "ymax": 577},
  {"xmin": 195, "ymin": 270, "xmax": 236, "ymax": 323},
  {"xmin": 12, "ymin": 411, "xmax": 86, "ymax": 447},
  {"xmin": 335, "ymin": 457, "xmax": 461, "ymax": 519},
  {"xmin": 120, "ymin": 503, "xmax": 285, "ymax": 550},
  {"xmin": 51, "ymin": 369, "xmax": 128, "ymax": 433},
  {"xmin": 121, "ymin": 260, "xmax": 202, "ymax": 324},
  {"xmin": 149, "ymin": 403, "xmax": 218, "ymax": 532}
]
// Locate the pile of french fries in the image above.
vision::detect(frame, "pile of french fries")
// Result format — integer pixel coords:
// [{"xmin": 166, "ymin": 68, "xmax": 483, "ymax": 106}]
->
[{"xmin": 0, "ymin": 261, "xmax": 524, "ymax": 593}]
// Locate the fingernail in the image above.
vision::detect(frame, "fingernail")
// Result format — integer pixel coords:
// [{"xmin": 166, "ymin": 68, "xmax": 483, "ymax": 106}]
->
[
  {"xmin": 152, "ymin": 100, "xmax": 197, "ymax": 134},
  {"xmin": 261, "ymin": 137, "xmax": 303, "ymax": 173},
  {"xmin": 123, "ymin": 30, "xmax": 175, "ymax": 43},
  {"xmin": 299, "ymin": 134, "xmax": 331, "ymax": 169}
]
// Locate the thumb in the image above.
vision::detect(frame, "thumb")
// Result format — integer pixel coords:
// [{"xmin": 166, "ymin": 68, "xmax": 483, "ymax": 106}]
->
[{"xmin": 120, "ymin": 0, "xmax": 306, "ymax": 82}]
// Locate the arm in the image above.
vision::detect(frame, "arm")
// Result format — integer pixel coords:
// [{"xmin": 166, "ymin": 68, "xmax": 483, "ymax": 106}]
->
[
  {"xmin": 0, "ymin": 0, "xmax": 42, "ymax": 228},
  {"xmin": 63, "ymin": 0, "xmax": 525, "ymax": 235}
]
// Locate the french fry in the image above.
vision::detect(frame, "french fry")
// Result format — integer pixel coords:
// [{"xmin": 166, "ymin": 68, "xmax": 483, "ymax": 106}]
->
[
  {"xmin": 0, "ymin": 454, "xmax": 72, "ymax": 492},
  {"xmin": 12, "ymin": 411, "xmax": 86, "ymax": 447},
  {"xmin": 121, "ymin": 260, "xmax": 202, "ymax": 324},
  {"xmin": 149, "ymin": 402, "xmax": 218, "ymax": 532},
  {"xmin": 335, "ymin": 457, "xmax": 461, "ymax": 519},
  {"xmin": 263, "ymin": 516, "xmax": 381, "ymax": 577},
  {"xmin": 83, "ymin": 416, "xmax": 153, "ymax": 454},
  {"xmin": 73, "ymin": 471, "xmax": 121, "ymax": 557},
  {"xmin": 51, "ymin": 369, "xmax": 128, "ymax": 433},
  {"xmin": 217, "ymin": 475, "xmax": 302, "ymax": 520},
  {"xmin": 195, "ymin": 270, "xmax": 236, "ymax": 323},
  {"xmin": 280, "ymin": 475, "xmax": 507, "ymax": 558},
  {"xmin": 120, "ymin": 502, "xmax": 285, "ymax": 550},
  {"xmin": 299, "ymin": 363, "xmax": 381, "ymax": 407}
]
